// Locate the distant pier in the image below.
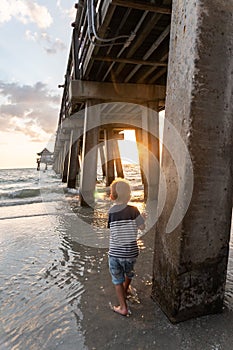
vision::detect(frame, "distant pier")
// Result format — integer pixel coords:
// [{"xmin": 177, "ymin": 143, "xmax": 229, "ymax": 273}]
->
[{"xmin": 37, "ymin": 148, "xmax": 53, "ymax": 171}]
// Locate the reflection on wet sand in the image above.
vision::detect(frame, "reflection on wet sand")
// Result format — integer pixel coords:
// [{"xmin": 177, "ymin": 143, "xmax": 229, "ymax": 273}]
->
[
  {"xmin": 1, "ymin": 184, "xmax": 233, "ymax": 349},
  {"xmin": 79, "ymin": 216, "xmax": 233, "ymax": 350},
  {"xmin": 0, "ymin": 215, "xmax": 86, "ymax": 350}
]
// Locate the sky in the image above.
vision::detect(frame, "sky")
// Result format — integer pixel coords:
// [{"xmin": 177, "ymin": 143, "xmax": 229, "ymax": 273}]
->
[{"xmin": 0, "ymin": 0, "xmax": 76, "ymax": 169}]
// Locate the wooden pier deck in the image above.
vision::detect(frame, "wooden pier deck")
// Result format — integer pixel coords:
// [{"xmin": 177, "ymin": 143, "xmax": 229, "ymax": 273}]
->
[{"xmin": 54, "ymin": 0, "xmax": 171, "ymax": 201}]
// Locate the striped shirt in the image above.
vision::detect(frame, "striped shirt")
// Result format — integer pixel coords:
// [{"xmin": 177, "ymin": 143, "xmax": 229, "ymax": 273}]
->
[{"xmin": 108, "ymin": 204, "xmax": 144, "ymax": 258}]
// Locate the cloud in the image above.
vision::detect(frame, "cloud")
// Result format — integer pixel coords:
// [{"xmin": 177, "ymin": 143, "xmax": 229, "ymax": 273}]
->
[
  {"xmin": 56, "ymin": 0, "xmax": 76, "ymax": 20},
  {"xmin": 0, "ymin": 81, "xmax": 60, "ymax": 141},
  {"xmin": 0, "ymin": 0, "xmax": 53, "ymax": 29},
  {"xmin": 25, "ymin": 30, "xmax": 66, "ymax": 54}
]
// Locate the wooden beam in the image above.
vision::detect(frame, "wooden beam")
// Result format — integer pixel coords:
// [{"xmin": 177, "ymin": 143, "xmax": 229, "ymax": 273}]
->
[
  {"xmin": 149, "ymin": 67, "xmax": 167, "ymax": 84},
  {"xmin": 125, "ymin": 25, "xmax": 170, "ymax": 82},
  {"xmin": 70, "ymin": 80, "xmax": 166, "ymax": 103},
  {"xmin": 93, "ymin": 56, "xmax": 167, "ymax": 67},
  {"xmin": 138, "ymin": 52, "xmax": 169, "ymax": 83},
  {"xmin": 114, "ymin": 13, "xmax": 163, "ymax": 77},
  {"xmin": 111, "ymin": 0, "xmax": 172, "ymax": 14},
  {"xmin": 144, "ymin": 25, "xmax": 170, "ymax": 60},
  {"xmin": 99, "ymin": 129, "xmax": 124, "ymax": 141}
]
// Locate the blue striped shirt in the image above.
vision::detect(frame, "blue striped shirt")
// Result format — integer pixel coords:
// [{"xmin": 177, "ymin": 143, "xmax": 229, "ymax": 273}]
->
[{"xmin": 108, "ymin": 204, "xmax": 144, "ymax": 258}]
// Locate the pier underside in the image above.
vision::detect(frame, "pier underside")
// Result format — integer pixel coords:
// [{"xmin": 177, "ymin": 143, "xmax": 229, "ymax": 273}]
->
[{"xmin": 53, "ymin": 0, "xmax": 233, "ymax": 323}]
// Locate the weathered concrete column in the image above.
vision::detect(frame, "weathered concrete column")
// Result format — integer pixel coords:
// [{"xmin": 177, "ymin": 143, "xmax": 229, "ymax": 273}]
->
[
  {"xmin": 57, "ymin": 149, "xmax": 63, "ymax": 175},
  {"xmin": 136, "ymin": 104, "xmax": 160, "ymax": 202},
  {"xmin": 143, "ymin": 103, "xmax": 160, "ymax": 202},
  {"xmin": 99, "ymin": 143, "xmax": 106, "ymax": 178},
  {"xmin": 152, "ymin": 0, "xmax": 233, "ymax": 323},
  {"xmin": 53, "ymin": 153, "xmax": 59, "ymax": 174},
  {"xmin": 53, "ymin": 140, "xmax": 62, "ymax": 174},
  {"xmin": 105, "ymin": 128, "xmax": 115, "ymax": 186},
  {"xmin": 54, "ymin": 151, "xmax": 59, "ymax": 173},
  {"xmin": 113, "ymin": 139, "xmax": 124, "ymax": 178},
  {"xmin": 80, "ymin": 101, "xmax": 100, "ymax": 206},
  {"xmin": 67, "ymin": 129, "xmax": 81, "ymax": 188},
  {"xmin": 62, "ymin": 141, "xmax": 69, "ymax": 183},
  {"xmin": 135, "ymin": 128, "xmax": 146, "ymax": 187}
]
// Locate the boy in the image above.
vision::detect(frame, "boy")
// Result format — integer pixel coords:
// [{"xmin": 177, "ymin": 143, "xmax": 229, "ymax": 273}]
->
[{"xmin": 108, "ymin": 178, "xmax": 145, "ymax": 316}]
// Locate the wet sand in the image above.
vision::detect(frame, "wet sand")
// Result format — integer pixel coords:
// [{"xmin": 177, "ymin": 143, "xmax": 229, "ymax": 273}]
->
[
  {"xmin": 1, "ymin": 199, "xmax": 233, "ymax": 350},
  {"xmin": 80, "ymin": 228, "xmax": 233, "ymax": 350}
]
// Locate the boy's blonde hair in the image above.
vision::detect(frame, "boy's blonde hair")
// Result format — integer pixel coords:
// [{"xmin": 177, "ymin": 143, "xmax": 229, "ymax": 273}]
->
[{"xmin": 110, "ymin": 178, "xmax": 131, "ymax": 203}]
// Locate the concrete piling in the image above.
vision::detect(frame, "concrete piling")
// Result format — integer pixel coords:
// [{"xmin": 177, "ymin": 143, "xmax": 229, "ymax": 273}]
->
[
  {"xmin": 105, "ymin": 128, "xmax": 116, "ymax": 187},
  {"xmin": 52, "ymin": 0, "xmax": 233, "ymax": 323},
  {"xmin": 99, "ymin": 143, "xmax": 106, "ymax": 178},
  {"xmin": 79, "ymin": 102, "xmax": 100, "ymax": 206},
  {"xmin": 62, "ymin": 141, "xmax": 69, "ymax": 183},
  {"xmin": 113, "ymin": 139, "xmax": 124, "ymax": 179},
  {"xmin": 152, "ymin": 0, "xmax": 233, "ymax": 322}
]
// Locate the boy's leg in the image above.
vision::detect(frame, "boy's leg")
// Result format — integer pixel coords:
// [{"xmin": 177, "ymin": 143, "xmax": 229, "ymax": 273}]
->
[
  {"xmin": 123, "ymin": 259, "xmax": 136, "ymax": 296},
  {"xmin": 123, "ymin": 276, "xmax": 132, "ymax": 295},
  {"xmin": 114, "ymin": 283, "xmax": 128, "ymax": 315},
  {"xmin": 109, "ymin": 256, "xmax": 128, "ymax": 315}
]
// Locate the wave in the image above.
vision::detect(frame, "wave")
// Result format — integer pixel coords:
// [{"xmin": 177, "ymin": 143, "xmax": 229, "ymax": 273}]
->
[
  {"xmin": 7, "ymin": 188, "xmax": 41, "ymax": 199},
  {"xmin": 0, "ymin": 197, "xmax": 66, "ymax": 208},
  {"xmin": 0, "ymin": 197, "xmax": 43, "ymax": 207},
  {"xmin": 0, "ymin": 186, "xmax": 67, "ymax": 200},
  {"xmin": 0, "ymin": 186, "xmax": 79, "ymax": 209},
  {"xmin": 0, "ymin": 211, "xmax": 58, "ymax": 220}
]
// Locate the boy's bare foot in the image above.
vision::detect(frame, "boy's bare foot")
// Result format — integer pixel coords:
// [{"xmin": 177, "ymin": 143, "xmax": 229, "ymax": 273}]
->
[
  {"xmin": 113, "ymin": 305, "xmax": 129, "ymax": 316},
  {"xmin": 126, "ymin": 285, "xmax": 134, "ymax": 296},
  {"xmin": 126, "ymin": 285, "xmax": 137, "ymax": 298}
]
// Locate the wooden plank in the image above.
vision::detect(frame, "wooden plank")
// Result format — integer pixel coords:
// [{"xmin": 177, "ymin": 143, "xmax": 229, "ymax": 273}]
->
[
  {"xmin": 125, "ymin": 25, "xmax": 170, "ymax": 82},
  {"xmin": 114, "ymin": 13, "xmax": 163, "ymax": 77},
  {"xmin": 111, "ymin": 0, "xmax": 172, "ymax": 14},
  {"xmin": 149, "ymin": 67, "xmax": 167, "ymax": 84},
  {"xmin": 144, "ymin": 25, "xmax": 170, "ymax": 60},
  {"xmin": 93, "ymin": 56, "xmax": 167, "ymax": 67},
  {"xmin": 138, "ymin": 52, "xmax": 169, "ymax": 83}
]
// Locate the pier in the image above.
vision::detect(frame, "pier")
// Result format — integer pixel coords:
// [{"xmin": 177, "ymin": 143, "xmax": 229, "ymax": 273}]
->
[
  {"xmin": 53, "ymin": 0, "xmax": 233, "ymax": 322},
  {"xmin": 37, "ymin": 148, "xmax": 53, "ymax": 171}
]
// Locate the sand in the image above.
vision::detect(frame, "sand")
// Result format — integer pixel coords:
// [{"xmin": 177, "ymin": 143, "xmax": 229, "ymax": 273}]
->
[{"xmin": 80, "ymin": 230, "xmax": 233, "ymax": 350}]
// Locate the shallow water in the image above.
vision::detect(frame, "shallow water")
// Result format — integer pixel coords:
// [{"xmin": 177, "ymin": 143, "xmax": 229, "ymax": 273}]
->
[
  {"xmin": 0, "ymin": 167, "xmax": 143, "ymax": 349},
  {"xmin": 0, "ymin": 212, "xmax": 87, "ymax": 349},
  {"xmin": 0, "ymin": 168, "xmax": 233, "ymax": 349}
]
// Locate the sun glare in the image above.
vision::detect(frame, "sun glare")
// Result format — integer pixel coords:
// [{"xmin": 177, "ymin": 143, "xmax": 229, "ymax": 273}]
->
[
  {"xmin": 118, "ymin": 130, "xmax": 139, "ymax": 164},
  {"xmin": 123, "ymin": 129, "xmax": 136, "ymax": 141}
]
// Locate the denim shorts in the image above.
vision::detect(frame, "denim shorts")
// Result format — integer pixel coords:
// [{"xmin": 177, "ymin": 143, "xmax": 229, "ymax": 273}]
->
[{"xmin": 109, "ymin": 256, "xmax": 136, "ymax": 285}]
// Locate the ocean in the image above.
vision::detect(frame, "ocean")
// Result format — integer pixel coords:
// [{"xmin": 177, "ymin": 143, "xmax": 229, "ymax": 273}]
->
[
  {"xmin": 0, "ymin": 166, "xmax": 145, "ymax": 349},
  {"xmin": 0, "ymin": 167, "xmax": 233, "ymax": 349}
]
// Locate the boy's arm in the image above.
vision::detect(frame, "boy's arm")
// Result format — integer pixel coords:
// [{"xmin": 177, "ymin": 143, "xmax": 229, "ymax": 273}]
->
[
  {"xmin": 107, "ymin": 211, "xmax": 111, "ymax": 228},
  {"xmin": 136, "ymin": 212, "xmax": 146, "ymax": 230},
  {"xmin": 138, "ymin": 222, "xmax": 145, "ymax": 230}
]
